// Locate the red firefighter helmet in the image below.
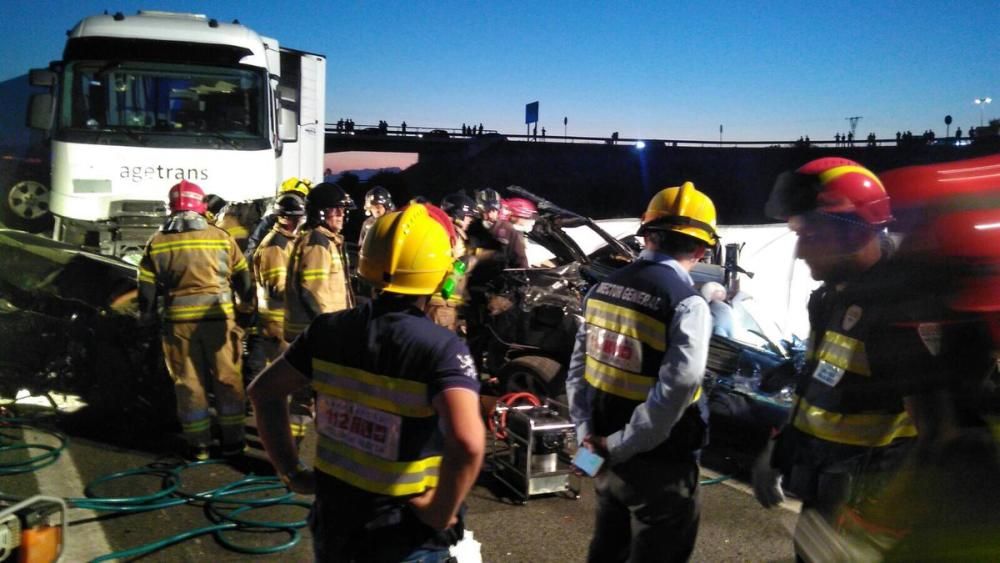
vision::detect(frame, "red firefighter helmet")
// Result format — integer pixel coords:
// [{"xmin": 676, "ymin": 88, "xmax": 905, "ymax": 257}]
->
[
  {"xmin": 411, "ymin": 201, "xmax": 457, "ymax": 248},
  {"xmin": 766, "ymin": 157, "xmax": 892, "ymax": 227},
  {"xmin": 503, "ymin": 197, "xmax": 538, "ymax": 220},
  {"xmin": 881, "ymin": 154, "xmax": 1000, "ymax": 313},
  {"xmin": 168, "ymin": 180, "xmax": 207, "ymax": 214}
]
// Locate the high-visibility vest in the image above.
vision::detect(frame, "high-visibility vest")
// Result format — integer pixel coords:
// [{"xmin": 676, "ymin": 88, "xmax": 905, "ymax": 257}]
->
[
  {"xmin": 793, "ymin": 268, "xmax": 918, "ymax": 448},
  {"xmin": 303, "ymin": 301, "xmax": 477, "ymax": 497},
  {"xmin": 583, "ymin": 259, "xmax": 707, "ymax": 459}
]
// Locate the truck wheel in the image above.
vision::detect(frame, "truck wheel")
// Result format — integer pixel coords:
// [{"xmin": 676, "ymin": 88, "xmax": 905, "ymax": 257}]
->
[
  {"xmin": 499, "ymin": 355, "xmax": 567, "ymax": 402},
  {"xmin": 2, "ymin": 178, "xmax": 53, "ymax": 233}
]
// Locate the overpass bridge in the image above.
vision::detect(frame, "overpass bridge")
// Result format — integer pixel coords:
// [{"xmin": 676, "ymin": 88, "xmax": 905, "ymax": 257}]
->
[{"xmin": 323, "ymin": 123, "xmax": 947, "ymax": 154}]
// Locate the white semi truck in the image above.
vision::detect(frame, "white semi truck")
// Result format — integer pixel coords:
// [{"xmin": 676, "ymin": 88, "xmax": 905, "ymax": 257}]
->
[{"xmin": 26, "ymin": 10, "xmax": 326, "ymax": 261}]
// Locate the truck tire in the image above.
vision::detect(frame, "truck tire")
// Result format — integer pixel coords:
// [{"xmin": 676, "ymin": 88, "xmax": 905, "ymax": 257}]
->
[
  {"xmin": 499, "ymin": 355, "xmax": 567, "ymax": 403},
  {"xmin": 1, "ymin": 174, "xmax": 53, "ymax": 233}
]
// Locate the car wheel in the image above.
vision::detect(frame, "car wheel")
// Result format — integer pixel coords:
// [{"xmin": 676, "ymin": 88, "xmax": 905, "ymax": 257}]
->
[
  {"xmin": 2, "ymin": 177, "xmax": 53, "ymax": 233},
  {"xmin": 499, "ymin": 355, "xmax": 567, "ymax": 402}
]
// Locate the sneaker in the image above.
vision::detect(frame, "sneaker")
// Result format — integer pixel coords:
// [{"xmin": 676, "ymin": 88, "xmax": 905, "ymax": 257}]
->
[{"xmin": 221, "ymin": 441, "xmax": 247, "ymax": 457}]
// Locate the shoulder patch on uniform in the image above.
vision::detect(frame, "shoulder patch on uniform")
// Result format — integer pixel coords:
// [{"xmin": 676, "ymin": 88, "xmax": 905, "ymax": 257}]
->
[
  {"xmin": 842, "ymin": 305, "xmax": 863, "ymax": 331},
  {"xmin": 456, "ymin": 353, "xmax": 477, "ymax": 379},
  {"xmin": 917, "ymin": 323, "xmax": 942, "ymax": 356}
]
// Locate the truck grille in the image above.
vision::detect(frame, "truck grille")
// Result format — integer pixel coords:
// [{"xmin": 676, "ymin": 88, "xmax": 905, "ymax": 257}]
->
[{"xmin": 111, "ymin": 200, "xmax": 167, "ymax": 217}]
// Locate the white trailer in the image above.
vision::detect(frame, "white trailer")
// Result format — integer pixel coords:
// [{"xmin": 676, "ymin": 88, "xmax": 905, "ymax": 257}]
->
[{"xmin": 27, "ymin": 10, "xmax": 325, "ymax": 261}]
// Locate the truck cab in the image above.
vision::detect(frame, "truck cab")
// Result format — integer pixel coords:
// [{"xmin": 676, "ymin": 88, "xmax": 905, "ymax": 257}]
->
[{"xmin": 27, "ymin": 11, "xmax": 325, "ymax": 262}]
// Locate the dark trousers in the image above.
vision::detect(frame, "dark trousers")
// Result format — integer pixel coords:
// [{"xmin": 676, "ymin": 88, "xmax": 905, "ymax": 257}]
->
[
  {"xmin": 309, "ymin": 477, "xmax": 462, "ymax": 562},
  {"xmin": 588, "ymin": 456, "xmax": 700, "ymax": 563}
]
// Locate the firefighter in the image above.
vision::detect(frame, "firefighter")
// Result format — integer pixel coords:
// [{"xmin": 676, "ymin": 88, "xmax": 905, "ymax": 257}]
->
[
  {"xmin": 503, "ymin": 196, "xmax": 538, "ymax": 235},
  {"xmin": 440, "ymin": 192, "xmax": 476, "ymax": 258},
  {"xmin": 216, "ymin": 199, "xmax": 265, "ymax": 253},
  {"xmin": 283, "ymin": 182, "xmax": 356, "ymax": 343},
  {"xmin": 358, "ymin": 185, "xmax": 394, "ymax": 247},
  {"xmin": 752, "ymin": 158, "xmax": 929, "ymax": 559},
  {"xmin": 252, "ymin": 192, "xmax": 306, "ymax": 361},
  {"xmin": 244, "ymin": 176, "xmax": 313, "ymax": 261},
  {"xmin": 248, "ymin": 202, "xmax": 484, "ymax": 561},
  {"xmin": 137, "ymin": 180, "xmax": 254, "ymax": 461},
  {"xmin": 242, "ymin": 179, "xmax": 312, "ymax": 380},
  {"xmin": 424, "ymin": 193, "xmax": 477, "ymax": 331},
  {"xmin": 467, "ymin": 188, "xmax": 528, "ymax": 269},
  {"xmin": 246, "ymin": 191, "xmax": 308, "ymax": 455},
  {"xmin": 566, "ymin": 181, "xmax": 716, "ymax": 562},
  {"xmin": 814, "ymin": 155, "xmax": 1000, "ymax": 560},
  {"xmin": 204, "ymin": 193, "xmax": 227, "ymax": 224}
]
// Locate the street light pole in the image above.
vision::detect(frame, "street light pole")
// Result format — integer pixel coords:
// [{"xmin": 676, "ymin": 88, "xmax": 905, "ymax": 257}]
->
[{"xmin": 975, "ymin": 97, "xmax": 992, "ymax": 127}]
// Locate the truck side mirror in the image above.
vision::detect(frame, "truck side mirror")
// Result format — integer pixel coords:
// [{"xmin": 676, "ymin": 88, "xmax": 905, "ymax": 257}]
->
[
  {"xmin": 29, "ymin": 68, "xmax": 55, "ymax": 87},
  {"xmin": 28, "ymin": 93, "xmax": 54, "ymax": 130}
]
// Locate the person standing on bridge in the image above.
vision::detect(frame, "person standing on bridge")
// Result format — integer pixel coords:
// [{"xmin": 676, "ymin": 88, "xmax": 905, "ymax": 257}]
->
[
  {"xmin": 567, "ymin": 181, "xmax": 716, "ymax": 563},
  {"xmin": 249, "ymin": 202, "xmax": 483, "ymax": 561},
  {"xmin": 137, "ymin": 180, "xmax": 254, "ymax": 461}
]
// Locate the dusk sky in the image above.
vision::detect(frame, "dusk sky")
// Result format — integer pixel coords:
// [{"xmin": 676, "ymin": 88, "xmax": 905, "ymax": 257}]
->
[{"xmin": 2, "ymin": 0, "xmax": 997, "ymax": 143}]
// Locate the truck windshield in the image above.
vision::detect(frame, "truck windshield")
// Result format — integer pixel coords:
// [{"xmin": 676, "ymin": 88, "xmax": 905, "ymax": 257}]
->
[{"xmin": 58, "ymin": 61, "xmax": 268, "ymax": 149}]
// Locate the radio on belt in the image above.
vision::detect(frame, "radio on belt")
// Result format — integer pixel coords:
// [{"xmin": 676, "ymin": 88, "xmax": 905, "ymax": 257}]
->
[{"xmin": 490, "ymin": 398, "xmax": 581, "ymax": 503}]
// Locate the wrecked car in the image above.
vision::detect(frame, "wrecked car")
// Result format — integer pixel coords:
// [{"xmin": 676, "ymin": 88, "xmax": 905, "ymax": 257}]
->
[
  {"xmin": 463, "ymin": 187, "xmax": 636, "ymax": 400},
  {"xmin": 463, "ymin": 188, "xmax": 798, "ymax": 444},
  {"xmin": 0, "ymin": 229, "xmax": 175, "ymax": 428}
]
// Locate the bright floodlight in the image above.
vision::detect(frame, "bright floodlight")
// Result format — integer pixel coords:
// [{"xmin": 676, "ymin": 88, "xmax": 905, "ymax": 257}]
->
[
  {"xmin": 635, "ymin": 141, "xmax": 646, "ymax": 150},
  {"xmin": 975, "ymin": 97, "xmax": 992, "ymax": 126}
]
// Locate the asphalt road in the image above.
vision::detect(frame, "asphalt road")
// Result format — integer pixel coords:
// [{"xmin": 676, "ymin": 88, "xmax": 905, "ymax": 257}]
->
[{"xmin": 1, "ymin": 404, "xmax": 798, "ymax": 562}]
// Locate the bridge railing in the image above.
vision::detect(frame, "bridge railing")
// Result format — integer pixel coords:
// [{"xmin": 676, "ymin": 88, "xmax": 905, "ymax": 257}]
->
[{"xmin": 324, "ymin": 123, "xmax": 978, "ymax": 149}]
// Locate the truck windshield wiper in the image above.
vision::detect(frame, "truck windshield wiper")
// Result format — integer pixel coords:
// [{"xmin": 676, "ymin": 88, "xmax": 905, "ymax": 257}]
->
[
  {"xmin": 203, "ymin": 128, "xmax": 241, "ymax": 149},
  {"xmin": 83, "ymin": 125, "xmax": 145, "ymax": 145},
  {"xmin": 117, "ymin": 125, "xmax": 146, "ymax": 145}
]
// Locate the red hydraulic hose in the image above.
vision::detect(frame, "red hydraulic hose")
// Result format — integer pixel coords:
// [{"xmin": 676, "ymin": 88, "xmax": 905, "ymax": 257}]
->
[{"xmin": 489, "ymin": 392, "xmax": 541, "ymax": 440}]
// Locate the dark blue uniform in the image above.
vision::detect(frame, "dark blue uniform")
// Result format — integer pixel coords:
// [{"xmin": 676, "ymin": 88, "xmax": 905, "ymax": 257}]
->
[
  {"xmin": 567, "ymin": 250, "xmax": 711, "ymax": 563},
  {"xmin": 285, "ymin": 298, "xmax": 479, "ymax": 562}
]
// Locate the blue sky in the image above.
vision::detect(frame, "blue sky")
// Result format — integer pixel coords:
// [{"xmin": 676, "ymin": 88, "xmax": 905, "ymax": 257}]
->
[{"xmin": 2, "ymin": 0, "xmax": 997, "ymax": 141}]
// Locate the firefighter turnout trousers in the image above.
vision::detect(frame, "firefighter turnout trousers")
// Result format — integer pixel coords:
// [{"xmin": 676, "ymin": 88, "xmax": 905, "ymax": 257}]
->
[{"xmin": 162, "ymin": 319, "xmax": 246, "ymax": 450}]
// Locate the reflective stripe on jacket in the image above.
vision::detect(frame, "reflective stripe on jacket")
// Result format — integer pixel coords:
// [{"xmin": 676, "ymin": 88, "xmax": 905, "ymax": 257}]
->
[
  {"xmin": 793, "ymin": 265, "xmax": 918, "ymax": 448},
  {"xmin": 253, "ymin": 227, "xmax": 295, "ymax": 324},
  {"xmin": 581, "ymin": 256, "xmax": 708, "ymax": 460},
  {"xmin": 284, "ymin": 300, "xmax": 480, "ymax": 498},
  {"xmin": 311, "ymin": 358, "xmax": 441, "ymax": 496},
  {"xmin": 284, "ymin": 225, "xmax": 354, "ymax": 341},
  {"xmin": 138, "ymin": 215, "xmax": 251, "ymax": 322}
]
